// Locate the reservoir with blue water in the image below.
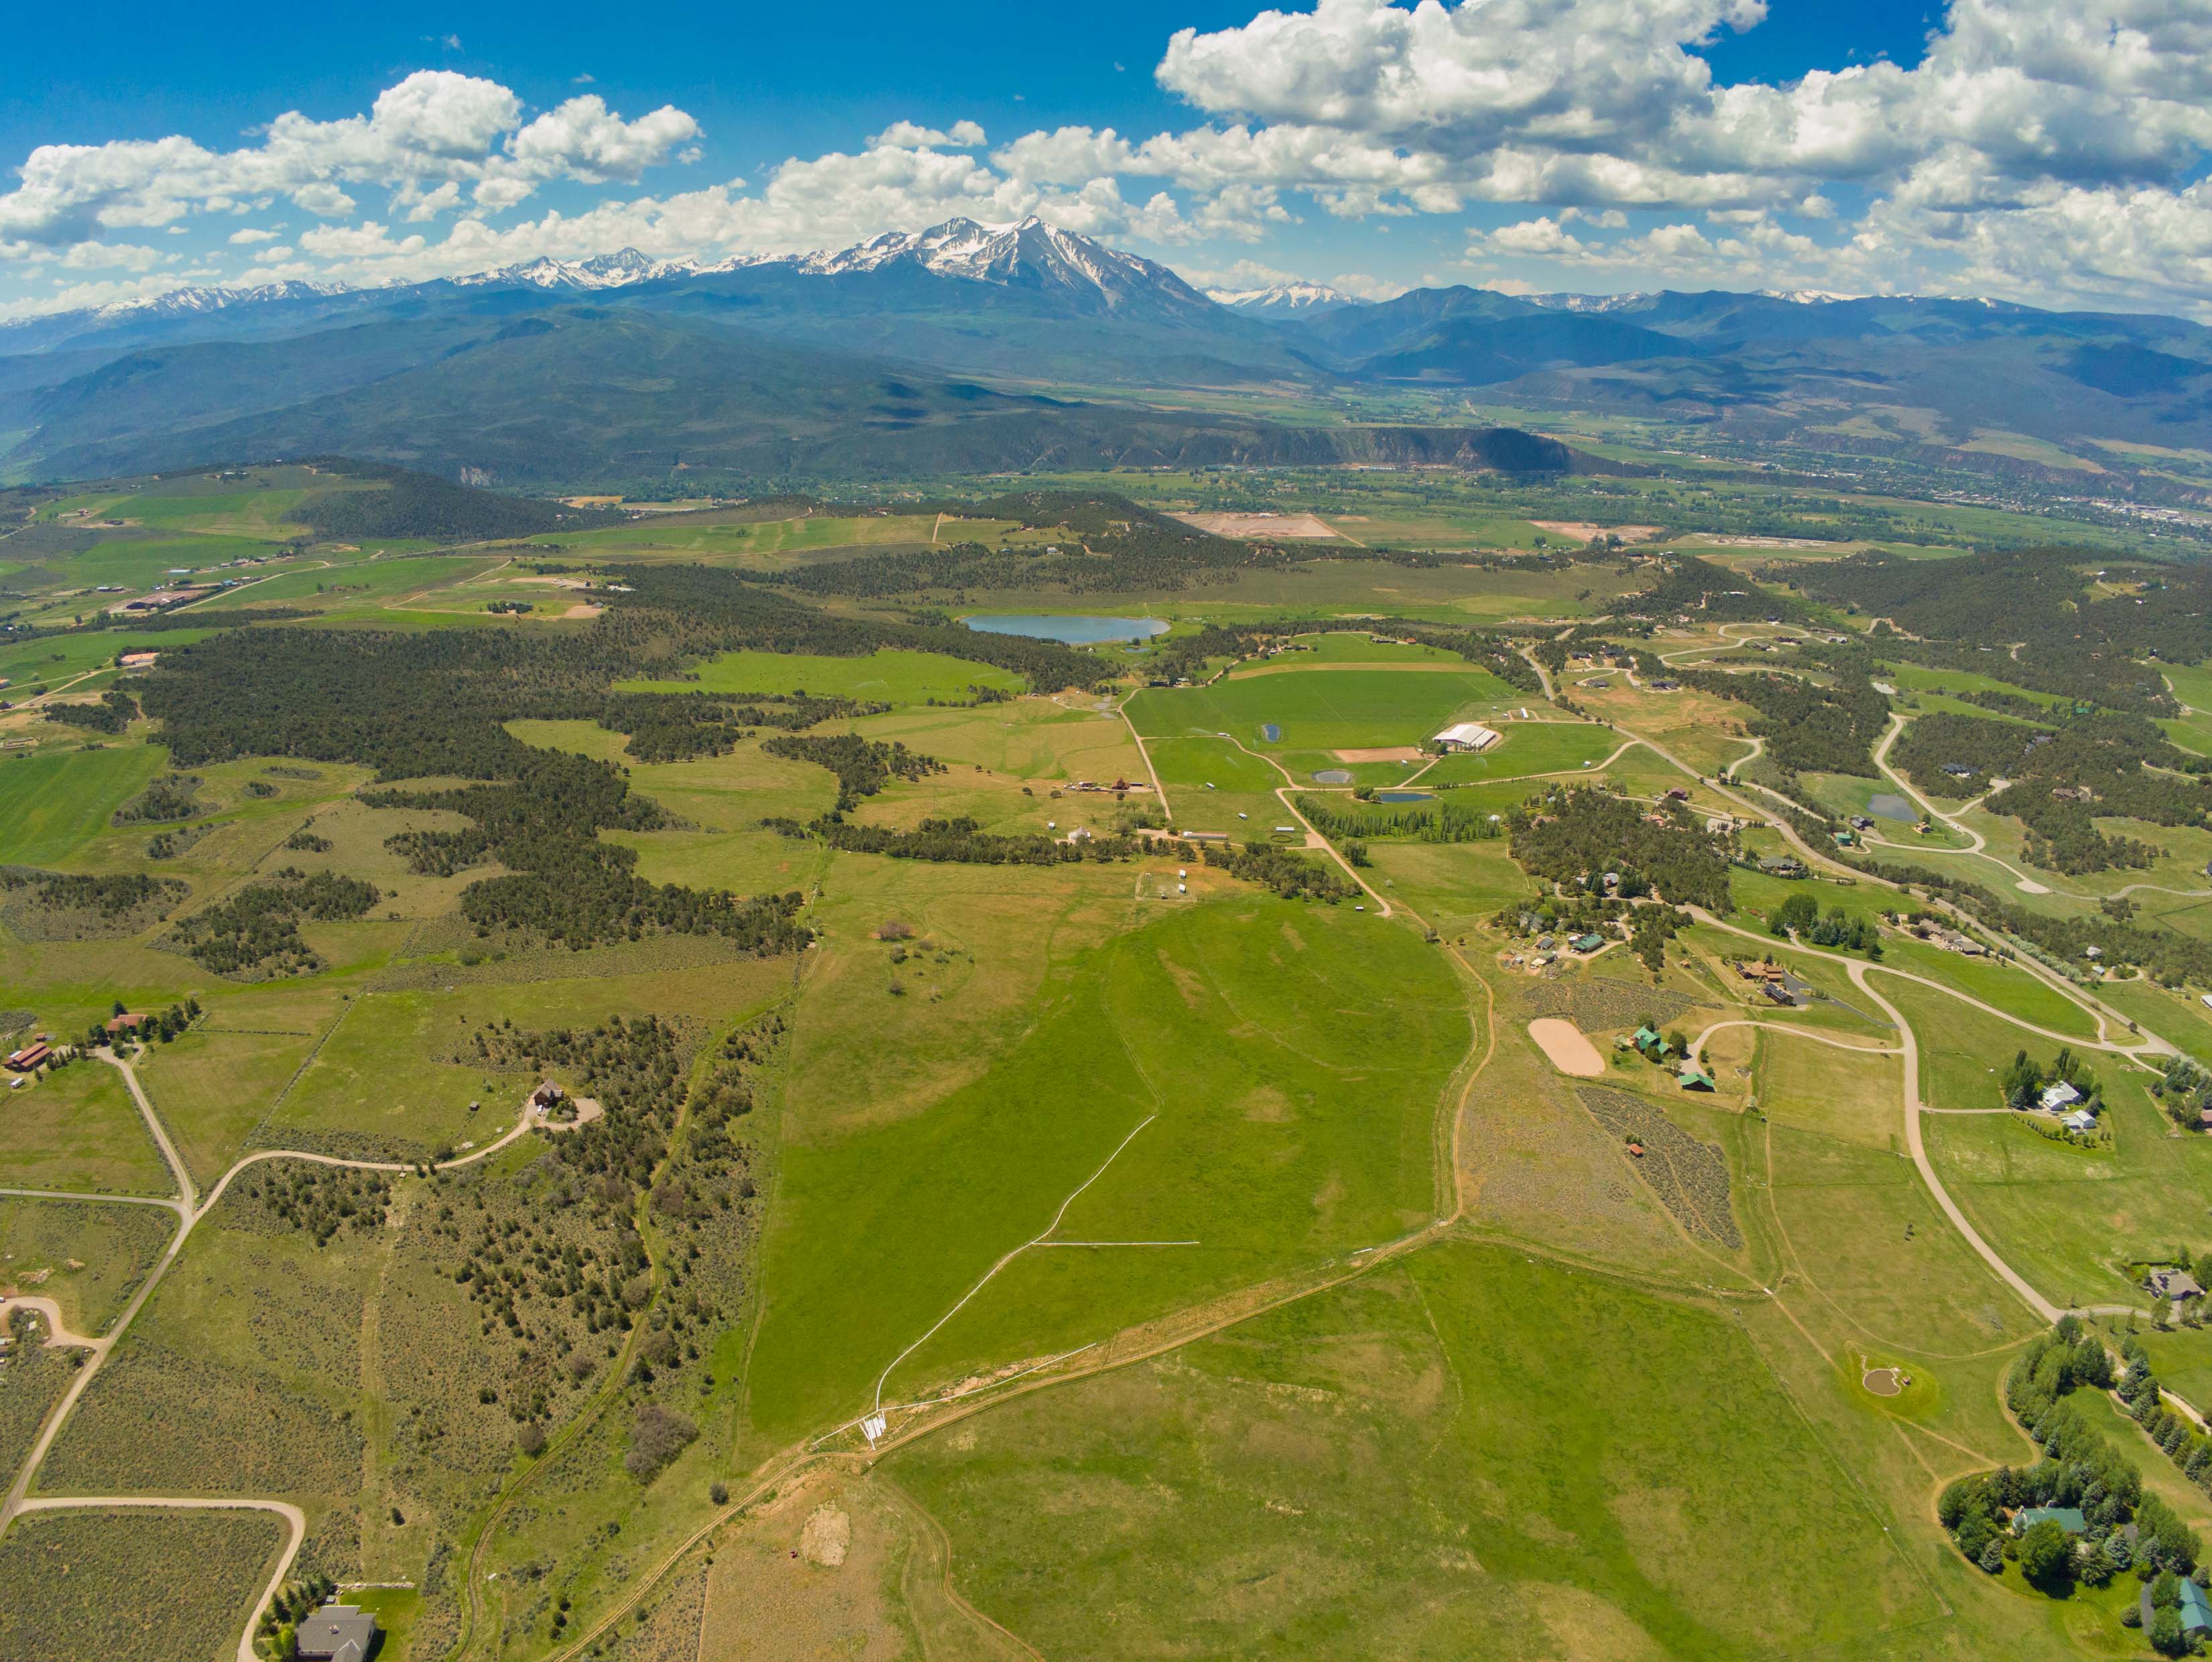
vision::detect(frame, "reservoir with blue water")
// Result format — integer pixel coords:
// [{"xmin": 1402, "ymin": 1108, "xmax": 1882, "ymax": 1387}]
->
[
  {"xmin": 1377, "ymin": 791, "xmax": 1433, "ymax": 803},
  {"xmin": 964, "ymin": 614, "xmax": 1169, "ymax": 645}
]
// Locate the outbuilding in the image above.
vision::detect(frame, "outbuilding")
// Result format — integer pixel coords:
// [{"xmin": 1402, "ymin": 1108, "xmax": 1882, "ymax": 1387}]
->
[{"xmin": 1430, "ymin": 722, "xmax": 1502, "ymax": 753}]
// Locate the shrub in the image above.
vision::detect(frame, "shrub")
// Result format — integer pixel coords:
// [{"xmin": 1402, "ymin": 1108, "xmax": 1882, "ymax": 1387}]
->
[{"xmin": 624, "ymin": 1403, "xmax": 697, "ymax": 1482}]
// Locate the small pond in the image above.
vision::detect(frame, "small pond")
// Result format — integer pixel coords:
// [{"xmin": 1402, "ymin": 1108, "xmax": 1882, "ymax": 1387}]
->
[
  {"xmin": 1261, "ymin": 723, "xmax": 1282, "ymax": 742},
  {"xmin": 1377, "ymin": 791, "xmax": 1433, "ymax": 803},
  {"xmin": 963, "ymin": 614, "xmax": 1169, "ymax": 645},
  {"xmin": 1866, "ymin": 791, "xmax": 1916, "ymax": 822}
]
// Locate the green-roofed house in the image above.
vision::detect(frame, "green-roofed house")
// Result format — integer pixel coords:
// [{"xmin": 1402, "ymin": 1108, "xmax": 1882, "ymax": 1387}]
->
[
  {"xmin": 2183, "ymin": 1579, "xmax": 2211, "ymax": 1637},
  {"xmin": 1632, "ymin": 1025, "xmax": 1664, "ymax": 1054},
  {"xmin": 1571, "ymin": 933, "xmax": 1607, "ymax": 954},
  {"xmin": 1678, "ymin": 1064, "xmax": 1716, "ymax": 1091},
  {"xmin": 2011, "ymin": 1507, "xmax": 2087, "ymax": 1536}
]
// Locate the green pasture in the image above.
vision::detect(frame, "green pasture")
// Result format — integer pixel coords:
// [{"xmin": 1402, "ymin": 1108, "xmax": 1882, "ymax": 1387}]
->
[
  {"xmin": 1124, "ymin": 665, "xmax": 1524, "ymax": 763},
  {"xmin": 892, "ymin": 1240, "xmax": 1940, "ymax": 1660},
  {"xmin": 745, "ymin": 893, "xmax": 1469, "ymax": 1440},
  {"xmin": 0, "ymin": 743, "xmax": 165, "ymax": 867},
  {"xmin": 0, "ymin": 1056, "xmax": 171, "ymax": 1194},
  {"xmin": 619, "ymin": 646, "xmax": 1024, "ymax": 704},
  {"xmin": 849, "ymin": 697, "xmax": 1146, "ymax": 784},
  {"xmin": 1423, "ymin": 720, "xmax": 1617, "ymax": 784},
  {"xmin": 1908, "ymin": 979, "xmax": 2212, "ymax": 1306},
  {"xmin": 551, "ymin": 511, "xmax": 1026, "ymax": 562}
]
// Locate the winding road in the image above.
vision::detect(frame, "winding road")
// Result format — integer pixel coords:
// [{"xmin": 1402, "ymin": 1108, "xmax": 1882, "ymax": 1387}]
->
[{"xmin": 0, "ymin": 1046, "xmax": 555, "ymax": 1659}]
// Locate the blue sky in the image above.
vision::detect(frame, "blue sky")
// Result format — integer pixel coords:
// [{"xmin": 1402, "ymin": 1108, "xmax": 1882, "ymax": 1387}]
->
[{"xmin": 4, "ymin": 0, "xmax": 2207, "ymax": 320}]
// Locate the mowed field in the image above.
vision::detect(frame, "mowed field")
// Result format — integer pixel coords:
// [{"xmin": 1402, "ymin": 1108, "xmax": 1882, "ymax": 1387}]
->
[
  {"xmin": 0, "ymin": 743, "xmax": 165, "ymax": 867},
  {"xmin": 1125, "ymin": 661, "xmax": 1528, "ymax": 786}
]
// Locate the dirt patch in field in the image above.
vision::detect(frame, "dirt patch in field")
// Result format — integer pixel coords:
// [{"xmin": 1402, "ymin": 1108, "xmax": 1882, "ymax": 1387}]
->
[
  {"xmin": 1862, "ymin": 1366, "xmax": 1903, "ymax": 1397},
  {"xmin": 800, "ymin": 1505, "xmax": 852, "ymax": 1567},
  {"xmin": 1528, "ymin": 1019, "xmax": 1605, "ymax": 1076},
  {"xmin": 1333, "ymin": 746, "xmax": 1425, "ymax": 763},
  {"xmin": 698, "ymin": 1474, "xmax": 918, "ymax": 1662},
  {"xmin": 1532, "ymin": 521, "xmax": 1664, "ymax": 544},
  {"xmin": 1172, "ymin": 511, "xmax": 1342, "ymax": 539},
  {"xmin": 560, "ymin": 602, "xmax": 603, "ymax": 619}
]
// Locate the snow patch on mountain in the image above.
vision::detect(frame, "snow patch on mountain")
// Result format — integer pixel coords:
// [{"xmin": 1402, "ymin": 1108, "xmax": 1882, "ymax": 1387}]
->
[{"xmin": 1208, "ymin": 281, "xmax": 1367, "ymax": 319}]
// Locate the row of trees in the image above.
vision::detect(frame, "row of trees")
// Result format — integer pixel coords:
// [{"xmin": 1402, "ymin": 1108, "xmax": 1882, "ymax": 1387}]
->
[{"xmin": 769, "ymin": 813, "xmax": 1176, "ymax": 869}]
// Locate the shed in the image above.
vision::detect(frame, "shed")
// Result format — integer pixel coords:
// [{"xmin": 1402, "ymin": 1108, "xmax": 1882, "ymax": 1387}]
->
[
  {"xmin": 5, "ymin": 1043, "xmax": 50, "ymax": 1072},
  {"xmin": 1678, "ymin": 1065, "xmax": 1717, "ymax": 1091},
  {"xmin": 2062, "ymin": 1109, "xmax": 2098, "ymax": 1133}
]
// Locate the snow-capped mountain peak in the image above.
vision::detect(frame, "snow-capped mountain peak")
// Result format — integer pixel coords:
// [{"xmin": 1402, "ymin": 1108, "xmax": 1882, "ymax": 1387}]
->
[
  {"xmin": 454, "ymin": 248, "xmax": 696, "ymax": 291},
  {"xmin": 790, "ymin": 215, "xmax": 1212, "ymax": 317},
  {"xmin": 1207, "ymin": 281, "xmax": 1367, "ymax": 320}
]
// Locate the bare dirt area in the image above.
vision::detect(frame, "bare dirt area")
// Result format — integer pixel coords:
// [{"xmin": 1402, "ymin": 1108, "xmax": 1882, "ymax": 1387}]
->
[
  {"xmin": 1172, "ymin": 511, "xmax": 1343, "ymax": 540},
  {"xmin": 1333, "ymin": 746, "xmax": 1426, "ymax": 763},
  {"xmin": 1532, "ymin": 521, "xmax": 1664, "ymax": 543},
  {"xmin": 697, "ymin": 1473, "xmax": 932, "ymax": 1662},
  {"xmin": 560, "ymin": 602, "xmax": 603, "ymax": 619},
  {"xmin": 1527, "ymin": 1018, "xmax": 1605, "ymax": 1077}
]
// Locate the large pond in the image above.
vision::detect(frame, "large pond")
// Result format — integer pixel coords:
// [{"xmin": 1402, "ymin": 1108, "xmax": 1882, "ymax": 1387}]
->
[{"xmin": 964, "ymin": 614, "xmax": 1170, "ymax": 645}]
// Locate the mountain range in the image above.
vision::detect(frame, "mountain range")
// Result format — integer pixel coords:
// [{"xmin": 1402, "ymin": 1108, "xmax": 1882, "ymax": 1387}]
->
[{"xmin": 5, "ymin": 214, "xmax": 2212, "ymax": 486}]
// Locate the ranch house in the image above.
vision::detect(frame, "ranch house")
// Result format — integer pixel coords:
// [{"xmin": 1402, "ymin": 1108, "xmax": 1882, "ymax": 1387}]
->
[
  {"xmin": 2148, "ymin": 1267, "xmax": 2204, "ymax": 1303},
  {"xmin": 2012, "ymin": 1506, "xmax": 2087, "ymax": 1536},
  {"xmin": 294, "ymin": 1603, "xmax": 381, "ymax": 1662}
]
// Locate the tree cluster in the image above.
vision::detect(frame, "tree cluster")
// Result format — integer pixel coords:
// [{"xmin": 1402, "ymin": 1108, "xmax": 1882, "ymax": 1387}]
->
[
  {"xmin": 772, "ymin": 813, "xmax": 1176, "ymax": 868},
  {"xmin": 1508, "ymin": 787, "xmax": 1733, "ymax": 911},
  {"xmin": 1199, "ymin": 840, "xmax": 1359, "ymax": 902},
  {"xmin": 759, "ymin": 732, "xmax": 942, "ymax": 813},
  {"xmin": 1769, "ymin": 893, "xmax": 1882, "ymax": 954},
  {"xmin": 168, "ymin": 869, "xmax": 379, "ymax": 976},
  {"xmin": 1937, "ymin": 1320, "xmax": 2196, "ymax": 1602},
  {"xmin": 1294, "ymin": 793, "xmax": 1505, "ymax": 844},
  {"xmin": 2001, "ymin": 1045, "xmax": 2101, "ymax": 1111},
  {"xmin": 1892, "ymin": 710, "xmax": 2210, "ymax": 875},
  {"xmin": 44, "ymin": 687, "xmax": 137, "ymax": 734}
]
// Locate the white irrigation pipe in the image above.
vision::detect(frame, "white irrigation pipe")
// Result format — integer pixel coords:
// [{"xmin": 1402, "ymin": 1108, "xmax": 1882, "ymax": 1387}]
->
[{"xmin": 871, "ymin": 1114, "xmax": 1158, "ymax": 1413}]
